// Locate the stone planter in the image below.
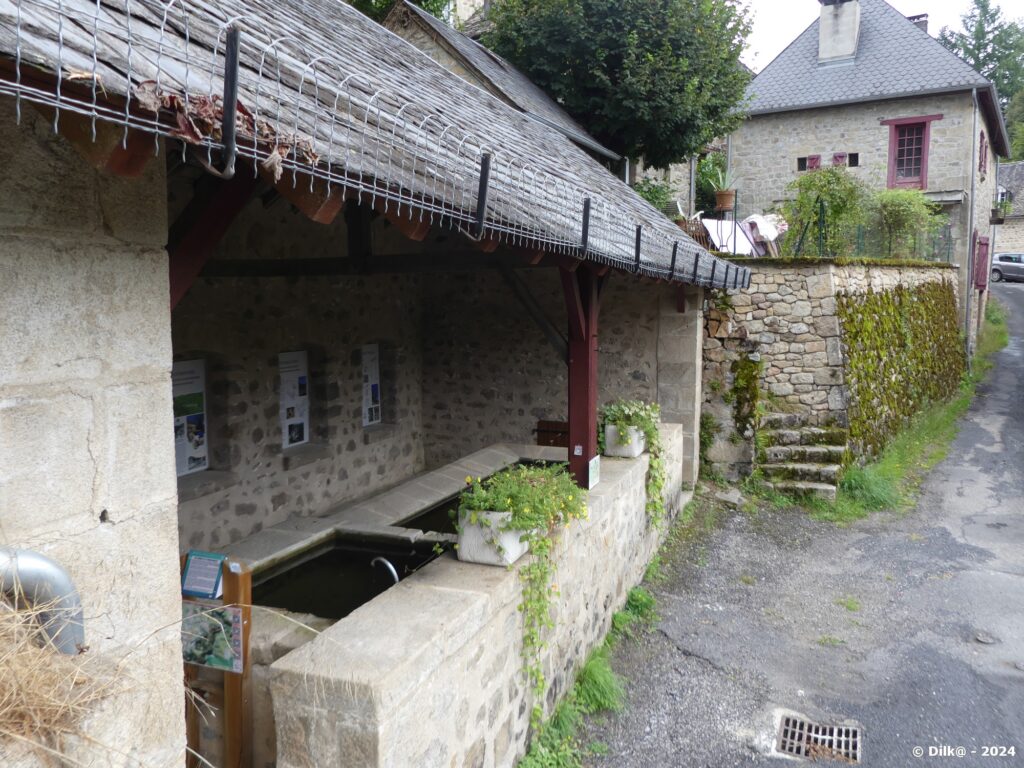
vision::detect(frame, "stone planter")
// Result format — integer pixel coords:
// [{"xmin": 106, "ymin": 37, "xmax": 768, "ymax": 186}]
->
[
  {"xmin": 603, "ymin": 425, "xmax": 647, "ymax": 459},
  {"xmin": 457, "ymin": 511, "xmax": 529, "ymax": 566}
]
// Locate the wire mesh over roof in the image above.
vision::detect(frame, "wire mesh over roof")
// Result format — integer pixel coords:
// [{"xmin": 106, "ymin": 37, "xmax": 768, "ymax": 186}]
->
[{"xmin": 0, "ymin": 0, "xmax": 750, "ymax": 290}]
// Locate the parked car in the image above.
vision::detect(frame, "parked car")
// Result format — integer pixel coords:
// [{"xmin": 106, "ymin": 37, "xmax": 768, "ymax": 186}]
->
[{"xmin": 991, "ymin": 253, "xmax": 1024, "ymax": 282}]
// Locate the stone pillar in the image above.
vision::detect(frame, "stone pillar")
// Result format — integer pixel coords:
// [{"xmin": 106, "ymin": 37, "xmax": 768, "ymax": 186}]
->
[
  {"xmin": 657, "ymin": 286, "xmax": 704, "ymax": 487},
  {"xmin": 0, "ymin": 109, "xmax": 184, "ymax": 766}
]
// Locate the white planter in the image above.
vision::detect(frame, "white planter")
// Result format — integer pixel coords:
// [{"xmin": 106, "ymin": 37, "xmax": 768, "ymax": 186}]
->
[
  {"xmin": 603, "ymin": 425, "xmax": 647, "ymax": 459},
  {"xmin": 456, "ymin": 511, "xmax": 530, "ymax": 567}
]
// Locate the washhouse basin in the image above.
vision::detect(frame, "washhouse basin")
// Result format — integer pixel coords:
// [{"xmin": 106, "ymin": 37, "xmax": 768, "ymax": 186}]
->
[{"xmin": 251, "ymin": 534, "xmax": 441, "ymax": 620}]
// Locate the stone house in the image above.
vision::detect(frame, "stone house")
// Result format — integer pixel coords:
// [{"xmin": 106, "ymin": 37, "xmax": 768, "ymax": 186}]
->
[
  {"xmin": 996, "ymin": 161, "xmax": 1024, "ymax": 254},
  {"xmin": 0, "ymin": 0, "xmax": 748, "ymax": 766},
  {"xmin": 729, "ymin": 0, "xmax": 1010, "ymax": 346}
]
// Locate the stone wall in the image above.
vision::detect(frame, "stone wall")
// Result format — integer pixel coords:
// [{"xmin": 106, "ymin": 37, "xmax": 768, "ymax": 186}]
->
[
  {"xmin": 0, "ymin": 108, "xmax": 184, "ymax": 765},
  {"xmin": 173, "ymin": 273, "xmax": 426, "ymax": 551},
  {"xmin": 421, "ymin": 273, "xmax": 704, "ymax": 484},
  {"xmin": 729, "ymin": 92, "xmax": 1001, "ymax": 342},
  {"xmin": 702, "ymin": 260, "xmax": 958, "ymax": 475},
  {"xmin": 997, "ymin": 217, "xmax": 1024, "ymax": 253},
  {"xmin": 270, "ymin": 428, "xmax": 685, "ymax": 768}
]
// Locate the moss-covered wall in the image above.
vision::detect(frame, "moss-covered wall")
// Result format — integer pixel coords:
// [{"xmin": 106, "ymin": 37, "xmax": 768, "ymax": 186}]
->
[{"xmin": 837, "ymin": 280, "xmax": 965, "ymax": 455}]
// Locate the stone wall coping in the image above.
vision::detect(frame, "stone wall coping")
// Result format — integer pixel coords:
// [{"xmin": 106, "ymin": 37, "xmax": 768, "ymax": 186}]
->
[
  {"xmin": 269, "ymin": 424, "xmax": 682, "ymax": 720},
  {"xmin": 725, "ymin": 257, "xmax": 957, "ymax": 270},
  {"xmin": 220, "ymin": 443, "xmax": 568, "ymax": 574}
]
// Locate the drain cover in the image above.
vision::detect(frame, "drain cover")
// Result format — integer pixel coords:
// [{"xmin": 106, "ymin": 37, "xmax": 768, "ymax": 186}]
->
[{"xmin": 777, "ymin": 713, "xmax": 861, "ymax": 763}]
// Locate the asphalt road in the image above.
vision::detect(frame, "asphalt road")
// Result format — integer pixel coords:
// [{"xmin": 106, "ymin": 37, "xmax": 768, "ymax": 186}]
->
[{"xmin": 584, "ymin": 282, "xmax": 1024, "ymax": 767}]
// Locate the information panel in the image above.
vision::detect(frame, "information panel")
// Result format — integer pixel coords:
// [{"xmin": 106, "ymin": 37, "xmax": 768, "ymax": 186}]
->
[
  {"xmin": 172, "ymin": 359, "xmax": 209, "ymax": 476},
  {"xmin": 362, "ymin": 343, "xmax": 382, "ymax": 427},
  {"xmin": 279, "ymin": 350, "xmax": 310, "ymax": 448}
]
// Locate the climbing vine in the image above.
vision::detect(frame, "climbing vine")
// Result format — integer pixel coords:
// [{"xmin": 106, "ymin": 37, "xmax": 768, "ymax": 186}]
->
[
  {"xmin": 727, "ymin": 354, "xmax": 763, "ymax": 438},
  {"xmin": 837, "ymin": 281, "xmax": 965, "ymax": 455},
  {"xmin": 598, "ymin": 400, "xmax": 667, "ymax": 528},
  {"xmin": 458, "ymin": 465, "xmax": 588, "ymax": 728}
]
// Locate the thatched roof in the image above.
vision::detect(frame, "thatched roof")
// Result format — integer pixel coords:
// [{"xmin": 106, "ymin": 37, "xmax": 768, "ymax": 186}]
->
[{"xmin": 0, "ymin": 0, "xmax": 750, "ymax": 289}]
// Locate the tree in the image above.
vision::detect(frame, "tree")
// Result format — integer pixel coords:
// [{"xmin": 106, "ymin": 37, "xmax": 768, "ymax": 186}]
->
[
  {"xmin": 484, "ymin": 0, "xmax": 751, "ymax": 167},
  {"xmin": 781, "ymin": 167, "xmax": 870, "ymax": 258},
  {"xmin": 1007, "ymin": 90, "xmax": 1024, "ymax": 161},
  {"xmin": 351, "ymin": 0, "xmax": 448, "ymax": 21},
  {"xmin": 939, "ymin": 0, "xmax": 1024, "ymax": 109}
]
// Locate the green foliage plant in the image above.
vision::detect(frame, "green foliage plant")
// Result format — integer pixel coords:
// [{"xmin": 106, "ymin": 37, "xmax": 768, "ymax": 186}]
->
[
  {"xmin": 598, "ymin": 400, "xmax": 667, "ymax": 528},
  {"xmin": 708, "ymin": 166, "xmax": 736, "ymax": 192},
  {"xmin": 939, "ymin": 0, "xmax": 1024, "ymax": 112},
  {"xmin": 485, "ymin": 0, "xmax": 752, "ymax": 167},
  {"xmin": 633, "ymin": 177, "xmax": 674, "ymax": 212},
  {"xmin": 696, "ymin": 152, "xmax": 727, "ymax": 214},
  {"xmin": 458, "ymin": 465, "xmax": 588, "ymax": 727},
  {"xmin": 728, "ymin": 354, "xmax": 762, "ymax": 436},
  {"xmin": 871, "ymin": 189, "xmax": 946, "ymax": 258},
  {"xmin": 781, "ymin": 167, "xmax": 870, "ymax": 257}
]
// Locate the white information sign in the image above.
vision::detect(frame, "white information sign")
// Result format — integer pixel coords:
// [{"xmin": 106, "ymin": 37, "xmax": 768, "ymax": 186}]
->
[
  {"xmin": 279, "ymin": 350, "xmax": 310, "ymax": 448},
  {"xmin": 172, "ymin": 360, "xmax": 209, "ymax": 477},
  {"xmin": 362, "ymin": 344, "xmax": 382, "ymax": 427}
]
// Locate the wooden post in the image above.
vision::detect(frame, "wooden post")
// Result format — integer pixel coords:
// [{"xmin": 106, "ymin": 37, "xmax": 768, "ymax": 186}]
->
[
  {"xmin": 561, "ymin": 266, "xmax": 602, "ymax": 488},
  {"xmin": 221, "ymin": 560, "xmax": 252, "ymax": 768}
]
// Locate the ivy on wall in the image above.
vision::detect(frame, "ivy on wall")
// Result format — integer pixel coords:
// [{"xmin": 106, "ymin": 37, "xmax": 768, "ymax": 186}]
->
[{"xmin": 837, "ymin": 281, "xmax": 965, "ymax": 456}]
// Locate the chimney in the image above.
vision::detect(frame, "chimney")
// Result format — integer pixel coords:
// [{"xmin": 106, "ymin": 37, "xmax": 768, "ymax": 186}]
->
[
  {"xmin": 818, "ymin": 0, "xmax": 862, "ymax": 64},
  {"xmin": 907, "ymin": 13, "xmax": 928, "ymax": 33}
]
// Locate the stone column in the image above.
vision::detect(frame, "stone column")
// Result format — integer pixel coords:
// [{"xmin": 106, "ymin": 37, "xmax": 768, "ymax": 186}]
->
[
  {"xmin": 0, "ymin": 109, "xmax": 184, "ymax": 766},
  {"xmin": 657, "ymin": 285, "xmax": 704, "ymax": 487}
]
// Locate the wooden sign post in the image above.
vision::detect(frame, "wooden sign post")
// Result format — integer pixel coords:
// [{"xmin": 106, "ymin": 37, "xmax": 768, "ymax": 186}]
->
[{"xmin": 182, "ymin": 556, "xmax": 252, "ymax": 768}]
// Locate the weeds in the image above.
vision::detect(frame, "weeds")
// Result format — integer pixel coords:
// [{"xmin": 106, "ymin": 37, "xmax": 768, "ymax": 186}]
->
[
  {"xmin": 817, "ymin": 635, "xmax": 845, "ymax": 647},
  {"xmin": 835, "ymin": 596, "xmax": 861, "ymax": 612}
]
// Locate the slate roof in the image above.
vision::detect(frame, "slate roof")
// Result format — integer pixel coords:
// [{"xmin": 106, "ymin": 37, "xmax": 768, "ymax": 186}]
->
[
  {"xmin": 999, "ymin": 161, "xmax": 1024, "ymax": 218},
  {"xmin": 747, "ymin": 0, "xmax": 1009, "ymax": 155},
  {"xmin": 386, "ymin": 0, "xmax": 617, "ymax": 160},
  {"xmin": 0, "ymin": 0, "xmax": 744, "ymax": 288}
]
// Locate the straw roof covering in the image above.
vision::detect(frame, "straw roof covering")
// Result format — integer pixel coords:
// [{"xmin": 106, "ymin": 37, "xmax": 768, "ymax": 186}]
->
[{"xmin": 0, "ymin": 0, "xmax": 749, "ymax": 288}]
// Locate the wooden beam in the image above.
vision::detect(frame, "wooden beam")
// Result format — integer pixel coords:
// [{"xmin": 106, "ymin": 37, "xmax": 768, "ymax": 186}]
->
[
  {"xmin": 499, "ymin": 265, "xmax": 568, "ymax": 364},
  {"xmin": 383, "ymin": 208, "xmax": 432, "ymax": 241},
  {"xmin": 561, "ymin": 266, "xmax": 603, "ymax": 488},
  {"xmin": 265, "ymin": 172, "xmax": 346, "ymax": 224},
  {"xmin": 169, "ymin": 172, "xmax": 261, "ymax": 308},
  {"xmin": 33, "ymin": 105, "xmax": 154, "ymax": 177}
]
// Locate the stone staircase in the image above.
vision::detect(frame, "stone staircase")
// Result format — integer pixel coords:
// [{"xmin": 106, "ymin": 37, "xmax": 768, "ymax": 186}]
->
[{"xmin": 758, "ymin": 413, "xmax": 849, "ymax": 502}]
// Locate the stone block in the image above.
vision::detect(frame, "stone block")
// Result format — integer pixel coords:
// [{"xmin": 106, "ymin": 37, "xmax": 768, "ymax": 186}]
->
[
  {"xmin": 814, "ymin": 316, "xmax": 841, "ymax": 338},
  {"xmin": 806, "ymin": 272, "xmax": 833, "ymax": 299}
]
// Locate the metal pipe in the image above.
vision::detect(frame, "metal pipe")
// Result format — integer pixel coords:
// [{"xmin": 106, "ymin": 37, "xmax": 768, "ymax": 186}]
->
[
  {"xmin": 966, "ymin": 87, "xmax": 979, "ymax": 367},
  {"xmin": 371, "ymin": 556, "xmax": 399, "ymax": 585},
  {"xmin": 0, "ymin": 548, "xmax": 84, "ymax": 654}
]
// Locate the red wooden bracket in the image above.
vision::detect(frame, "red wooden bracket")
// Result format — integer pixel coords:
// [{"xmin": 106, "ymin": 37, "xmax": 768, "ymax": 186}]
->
[
  {"xmin": 265, "ymin": 172, "xmax": 346, "ymax": 224},
  {"xmin": 169, "ymin": 173, "xmax": 261, "ymax": 308}
]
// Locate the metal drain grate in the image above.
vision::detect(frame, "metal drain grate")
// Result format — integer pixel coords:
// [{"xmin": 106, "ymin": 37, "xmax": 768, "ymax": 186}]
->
[{"xmin": 777, "ymin": 714, "xmax": 861, "ymax": 763}]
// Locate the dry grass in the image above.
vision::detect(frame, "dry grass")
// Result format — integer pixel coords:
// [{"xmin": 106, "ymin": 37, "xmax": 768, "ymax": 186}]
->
[{"xmin": 0, "ymin": 599, "xmax": 116, "ymax": 762}]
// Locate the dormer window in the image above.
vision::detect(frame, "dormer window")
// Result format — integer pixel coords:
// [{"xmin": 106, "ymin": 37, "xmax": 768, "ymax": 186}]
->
[{"xmin": 882, "ymin": 114, "xmax": 942, "ymax": 190}]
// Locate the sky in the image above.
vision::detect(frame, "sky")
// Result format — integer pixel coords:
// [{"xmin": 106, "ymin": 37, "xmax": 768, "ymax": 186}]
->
[{"xmin": 739, "ymin": 0, "xmax": 976, "ymax": 72}]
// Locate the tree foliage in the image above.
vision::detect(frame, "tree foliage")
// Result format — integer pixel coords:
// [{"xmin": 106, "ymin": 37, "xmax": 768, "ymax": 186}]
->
[
  {"xmin": 1007, "ymin": 90, "xmax": 1024, "ymax": 161},
  {"xmin": 939, "ymin": 0, "xmax": 1024, "ymax": 109},
  {"xmin": 781, "ymin": 167, "xmax": 871, "ymax": 257},
  {"xmin": 350, "ymin": 0, "xmax": 448, "ymax": 21},
  {"xmin": 484, "ymin": 0, "xmax": 752, "ymax": 167},
  {"xmin": 872, "ymin": 190, "xmax": 945, "ymax": 259},
  {"xmin": 633, "ymin": 177, "xmax": 673, "ymax": 211}
]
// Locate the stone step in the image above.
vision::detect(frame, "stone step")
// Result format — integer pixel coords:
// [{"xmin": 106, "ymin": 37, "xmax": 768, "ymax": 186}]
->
[
  {"xmin": 760, "ymin": 426, "xmax": 849, "ymax": 447},
  {"xmin": 761, "ymin": 463, "xmax": 841, "ymax": 484},
  {"xmin": 769, "ymin": 481, "xmax": 838, "ymax": 503},
  {"xmin": 764, "ymin": 444, "xmax": 848, "ymax": 464},
  {"xmin": 760, "ymin": 412, "xmax": 805, "ymax": 430}
]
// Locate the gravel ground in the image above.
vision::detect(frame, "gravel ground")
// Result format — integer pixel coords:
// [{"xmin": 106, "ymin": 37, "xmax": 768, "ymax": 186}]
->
[{"xmin": 582, "ymin": 283, "xmax": 1024, "ymax": 768}]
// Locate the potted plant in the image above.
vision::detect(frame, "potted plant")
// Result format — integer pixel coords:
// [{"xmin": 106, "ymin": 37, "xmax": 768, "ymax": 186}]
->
[
  {"xmin": 600, "ymin": 399, "xmax": 657, "ymax": 458},
  {"xmin": 709, "ymin": 167, "xmax": 737, "ymax": 212},
  {"xmin": 599, "ymin": 400, "xmax": 668, "ymax": 528},
  {"xmin": 455, "ymin": 465, "xmax": 586, "ymax": 567}
]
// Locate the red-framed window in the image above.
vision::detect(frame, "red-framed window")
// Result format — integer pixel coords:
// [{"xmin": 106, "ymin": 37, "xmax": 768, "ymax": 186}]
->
[{"xmin": 882, "ymin": 114, "xmax": 942, "ymax": 190}]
